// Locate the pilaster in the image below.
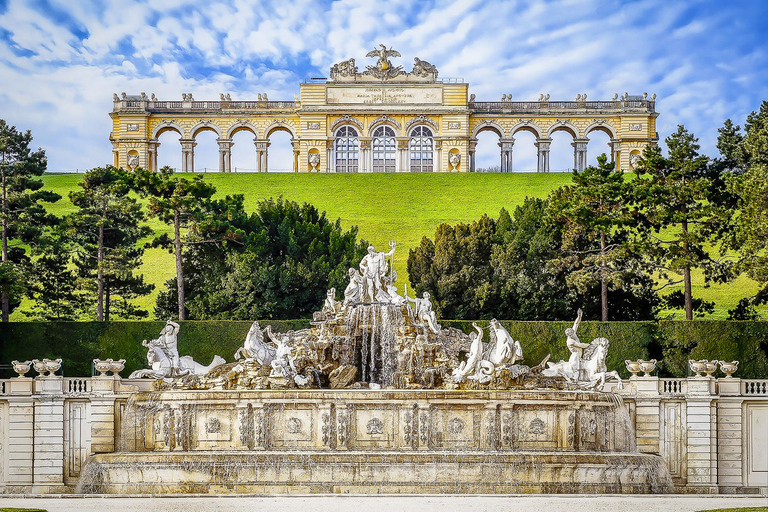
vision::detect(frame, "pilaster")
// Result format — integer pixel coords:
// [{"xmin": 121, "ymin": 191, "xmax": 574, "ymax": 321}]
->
[
  {"xmin": 32, "ymin": 376, "xmax": 66, "ymax": 493},
  {"xmin": 685, "ymin": 377, "xmax": 718, "ymax": 492}
]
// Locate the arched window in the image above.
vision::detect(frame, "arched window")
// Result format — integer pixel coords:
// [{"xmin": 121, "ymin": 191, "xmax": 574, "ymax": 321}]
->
[
  {"xmin": 372, "ymin": 125, "xmax": 396, "ymax": 173},
  {"xmin": 334, "ymin": 126, "xmax": 359, "ymax": 173},
  {"xmin": 409, "ymin": 126, "xmax": 434, "ymax": 172}
]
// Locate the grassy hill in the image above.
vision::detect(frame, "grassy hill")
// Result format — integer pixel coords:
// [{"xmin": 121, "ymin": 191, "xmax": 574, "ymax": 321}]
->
[{"xmin": 12, "ymin": 171, "xmax": 763, "ymax": 320}]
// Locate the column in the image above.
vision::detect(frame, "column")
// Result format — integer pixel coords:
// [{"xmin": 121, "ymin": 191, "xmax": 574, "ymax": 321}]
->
[
  {"xmin": 572, "ymin": 138, "xmax": 589, "ymax": 172},
  {"xmin": 685, "ymin": 377, "xmax": 718, "ymax": 492},
  {"xmin": 535, "ymin": 138, "xmax": 551, "ymax": 173},
  {"xmin": 468, "ymin": 139, "xmax": 477, "ymax": 172},
  {"xmin": 33, "ymin": 376, "xmax": 66, "ymax": 492},
  {"xmin": 254, "ymin": 140, "xmax": 269, "ymax": 172},
  {"xmin": 217, "ymin": 138, "xmax": 233, "ymax": 172},
  {"xmin": 716, "ymin": 378, "xmax": 744, "ymax": 492},
  {"xmin": 5, "ymin": 377, "xmax": 34, "ymax": 491},
  {"xmin": 180, "ymin": 139, "xmax": 196, "ymax": 172},
  {"xmin": 396, "ymin": 138, "xmax": 409, "ymax": 172},
  {"xmin": 499, "ymin": 139, "xmax": 514, "ymax": 172},
  {"xmin": 434, "ymin": 140, "xmax": 442, "ymax": 173},
  {"xmin": 147, "ymin": 140, "xmax": 159, "ymax": 171},
  {"xmin": 609, "ymin": 139, "xmax": 621, "ymax": 164},
  {"xmin": 360, "ymin": 138, "xmax": 371, "ymax": 173},
  {"xmin": 89, "ymin": 376, "xmax": 118, "ymax": 454},
  {"xmin": 292, "ymin": 141, "xmax": 300, "ymax": 173},
  {"xmin": 326, "ymin": 140, "xmax": 334, "ymax": 173}
]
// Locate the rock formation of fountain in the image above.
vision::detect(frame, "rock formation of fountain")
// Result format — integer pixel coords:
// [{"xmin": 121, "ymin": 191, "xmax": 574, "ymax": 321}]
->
[{"xmin": 76, "ymin": 242, "xmax": 672, "ymax": 494}]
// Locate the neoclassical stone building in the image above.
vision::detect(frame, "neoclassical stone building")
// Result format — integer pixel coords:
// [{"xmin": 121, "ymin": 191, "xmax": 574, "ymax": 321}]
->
[{"xmin": 110, "ymin": 45, "xmax": 658, "ymax": 173}]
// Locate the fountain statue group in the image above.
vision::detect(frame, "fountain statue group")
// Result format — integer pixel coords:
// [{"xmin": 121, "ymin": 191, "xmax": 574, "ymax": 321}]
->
[{"xmin": 130, "ymin": 242, "xmax": 623, "ymax": 391}]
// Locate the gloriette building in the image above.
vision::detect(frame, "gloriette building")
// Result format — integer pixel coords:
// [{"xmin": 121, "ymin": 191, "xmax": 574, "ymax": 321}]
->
[{"xmin": 110, "ymin": 45, "xmax": 658, "ymax": 173}]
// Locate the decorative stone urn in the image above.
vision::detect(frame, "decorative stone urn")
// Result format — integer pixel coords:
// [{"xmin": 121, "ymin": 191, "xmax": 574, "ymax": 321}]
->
[
  {"xmin": 719, "ymin": 360, "xmax": 739, "ymax": 378},
  {"xmin": 32, "ymin": 358, "xmax": 62, "ymax": 377},
  {"xmin": 625, "ymin": 360, "xmax": 642, "ymax": 376},
  {"xmin": 703, "ymin": 360, "xmax": 718, "ymax": 377},
  {"xmin": 109, "ymin": 359, "xmax": 126, "ymax": 376},
  {"xmin": 449, "ymin": 152, "xmax": 461, "ymax": 171},
  {"xmin": 639, "ymin": 359, "xmax": 657, "ymax": 377},
  {"xmin": 308, "ymin": 152, "xmax": 320, "ymax": 172},
  {"xmin": 11, "ymin": 360, "xmax": 33, "ymax": 378},
  {"xmin": 94, "ymin": 359, "xmax": 113, "ymax": 377},
  {"xmin": 689, "ymin": 359, "xmax": 707, "ymax": 377}
]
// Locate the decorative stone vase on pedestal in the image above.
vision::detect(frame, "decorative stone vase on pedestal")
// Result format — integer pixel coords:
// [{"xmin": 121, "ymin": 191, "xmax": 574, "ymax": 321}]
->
[
  {"xmin": 11, "ymin": 360, "xmax": 33, "ymax": 378},
  {"xmin": 689, "ymin": 359, "xmax": 707, "ymax": 377},
  {"xmin": 718, "ymin": 360, "xmax": 739, "ymax": 378},
  {"xmin": 625, "ymin": 360, "xmax": 642, "ymax": 377},
  {"xmin": 639, "ymin": 359, "xmax": 657, "ymax": 377},
  {"xmin": 703, "ymin": 360, "xmax": 718, "ymax": 377}
]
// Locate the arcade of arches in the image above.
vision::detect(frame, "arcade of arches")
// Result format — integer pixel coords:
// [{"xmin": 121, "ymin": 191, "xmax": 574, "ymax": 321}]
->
[{"xmin": 111, "ymin": 47, "xmax": 658, "ymax": 173}]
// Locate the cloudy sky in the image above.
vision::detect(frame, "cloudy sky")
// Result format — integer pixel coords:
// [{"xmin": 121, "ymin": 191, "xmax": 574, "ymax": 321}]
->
[{"xmin": 1, "ymin": 0, "xmax": 767, "ymax": 172}]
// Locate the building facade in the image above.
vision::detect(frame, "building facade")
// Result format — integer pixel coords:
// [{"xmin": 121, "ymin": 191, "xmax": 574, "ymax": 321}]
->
[{"xmin": 110, "ymin": 46, "xmax": 659, "ymax": 173}]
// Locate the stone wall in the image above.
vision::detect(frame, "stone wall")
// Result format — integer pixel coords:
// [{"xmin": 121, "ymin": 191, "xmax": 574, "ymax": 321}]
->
[{"xmin": 0, "ymin": 375, "xmax": 766, "ymax": 494}]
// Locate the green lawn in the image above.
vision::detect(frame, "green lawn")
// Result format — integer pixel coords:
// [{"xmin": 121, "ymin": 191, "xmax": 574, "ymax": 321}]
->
[{"xmin": 10, "ymin": 171, "xmax": 764, "ymax": 320}]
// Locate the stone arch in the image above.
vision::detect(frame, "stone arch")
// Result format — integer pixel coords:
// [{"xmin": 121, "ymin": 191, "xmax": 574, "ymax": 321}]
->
[
  {"xmin": 152, "ymin": 121, "xmax": 184, "ymax": 139},
  {"xmin": 472, "ymin": 120, "xmax": 504, "ymax": 139},
  {"xmin": 191, "ymin": 120, "xmax": 223, "ymax": 139},
  {"xmin": 226, "ymin": 121, "xmax": 259, "ymax": 139},
  {"xmin": 265, "ymin": 121, "xmax": 297, "ymax": 139},
  {"xmin": 510, "ymin": 121, "xmax": 543, "ymax": 139},
  {"xmin": 584, "ymin": 120, "xmax": 617, "ymax": 139},
  {"xmin": 367, "ymin": 115, "xmax": 401, "ymax": 136},
  {"xmin": 330, "ymin": 115, "xmax": 364, "ymax": 133},
  {"xmin": 546, "ymin": 120, "xmax": 579, "ymax": 139},
  {"xmin": 405, "ymin": 115, "xmax": 438, "ymax": 133}
]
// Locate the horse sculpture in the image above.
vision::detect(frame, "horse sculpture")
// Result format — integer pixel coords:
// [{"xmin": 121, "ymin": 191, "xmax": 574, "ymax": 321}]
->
[{"xmin": 543, "ymin": 336, "xmax": 622, "ymax": 391}]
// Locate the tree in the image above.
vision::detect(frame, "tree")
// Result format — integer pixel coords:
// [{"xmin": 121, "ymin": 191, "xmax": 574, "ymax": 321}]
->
[
  {"xmin": 0, "ymin": 120, "xmax": 59, "ymax": 321},
  {"xmin": 67, "ymin": 166, "xmax": 152, "ymax": 320},
  {"xmin": 546, "ymin": 154, "xmax": 634, "ymax": 320},
  {"xmin": 23, "ymin": 249, "xmax": 84, "ymax": 321},
  {"xmin": 134, "ymin": 167, "xmax": 219, "ymax": 320},
  {"xmin": 725, "ymin": 101, "xmax": 768, "ymax": 317},
  {"xmin": 631, "ymin": 126, "xmax": 727, "ymax": 320},
  {"xmin": 407, "ymin": 214, "xmax": 501, "ymax": 319},
  {"xmin": 155, "ymin": 196, "xmax": 368, "ymax": 320}
]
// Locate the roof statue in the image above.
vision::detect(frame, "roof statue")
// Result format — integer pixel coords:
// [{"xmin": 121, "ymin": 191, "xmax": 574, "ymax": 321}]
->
[{"xmin": 329, "ymin": 44, "xmax": 438, "ymax": 83}]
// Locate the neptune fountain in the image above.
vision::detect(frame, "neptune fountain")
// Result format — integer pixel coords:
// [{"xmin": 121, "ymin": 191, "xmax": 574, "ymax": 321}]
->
[{"xmin": 77, "ymin": 242, "xmax": 671, "ymax": 494}]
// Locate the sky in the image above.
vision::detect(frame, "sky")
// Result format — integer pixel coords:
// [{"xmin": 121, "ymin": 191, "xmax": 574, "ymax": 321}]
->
[{"xmin": 1, "ymin": 0, "xmax": 767, "ymax": 172}]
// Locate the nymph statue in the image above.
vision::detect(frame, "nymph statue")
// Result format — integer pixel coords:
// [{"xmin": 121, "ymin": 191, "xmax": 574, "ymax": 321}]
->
[
  {"xmin": 406, "ymin": 291, "xmax": 441, "ymax": 333},
  {"xmin": 343, "ymin": 267, "xmax": 364, "ymax": 307}
]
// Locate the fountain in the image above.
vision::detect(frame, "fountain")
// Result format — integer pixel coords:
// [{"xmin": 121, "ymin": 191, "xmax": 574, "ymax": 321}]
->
[{"xmin": 76, "ymin": 242, "xmax": 672, "ymax": 494}]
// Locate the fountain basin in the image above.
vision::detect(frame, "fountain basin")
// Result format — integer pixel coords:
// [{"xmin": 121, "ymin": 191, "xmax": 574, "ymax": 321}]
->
[
  {"xmin": 77, "ymin": 388, "xmax": 672, "ymax": 494},
  {"xmin": 77, "ymin": 450, "xmax": 672, "ymax": 494}
]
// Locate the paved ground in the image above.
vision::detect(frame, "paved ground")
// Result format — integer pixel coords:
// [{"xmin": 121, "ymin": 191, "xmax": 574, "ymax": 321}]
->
[{"xmin": 0, "ymin": 495, "xmax": 766, "ymax": 512}]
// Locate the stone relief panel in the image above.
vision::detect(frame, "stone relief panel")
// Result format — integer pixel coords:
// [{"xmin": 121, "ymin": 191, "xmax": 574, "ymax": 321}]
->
[
  {"xmin": 268, "ymin": 405, "xmax": 315, "ymax": 448},
  {"xmin": 196, "ymin": 408, "xmax": 233, "ymax": 446},
  {"xmin": 514, "ymin": 406, "xmax": 557, "ymax": 449},
  {"xmin": 350, "ymin": 406, "xmax": 396, "ymax": 449}
]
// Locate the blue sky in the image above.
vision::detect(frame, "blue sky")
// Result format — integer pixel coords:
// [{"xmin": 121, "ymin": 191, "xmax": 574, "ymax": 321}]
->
[{"xmin": 1, "ymin": 0, "xmax": 767, "ymax": 172}]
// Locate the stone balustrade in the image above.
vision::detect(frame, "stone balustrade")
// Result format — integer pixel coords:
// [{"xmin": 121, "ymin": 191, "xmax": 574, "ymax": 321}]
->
[{"xmin": 1, "ymin": 373, "xmax": 766, "ymax": 494}]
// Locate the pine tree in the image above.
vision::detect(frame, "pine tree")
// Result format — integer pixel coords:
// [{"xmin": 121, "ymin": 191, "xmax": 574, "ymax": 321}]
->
[
  {"xmin": 67, "ymin": 166, "xmax": 152, "ymax": 321},
  {"xmin": 0, "ymin": 120, "xmax": 59, "ymax": 321}
]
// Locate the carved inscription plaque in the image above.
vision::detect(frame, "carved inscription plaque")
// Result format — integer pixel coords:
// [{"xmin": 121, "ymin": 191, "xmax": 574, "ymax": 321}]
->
[{"xmin": 327, "ymin": 87, "xmax": 443, "ymax": 105}]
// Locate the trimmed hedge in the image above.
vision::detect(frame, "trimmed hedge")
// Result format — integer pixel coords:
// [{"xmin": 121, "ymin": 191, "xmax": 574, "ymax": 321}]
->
[{"xmin": 1, "ymin": 320, "xmax": 766, "ymax": 379}]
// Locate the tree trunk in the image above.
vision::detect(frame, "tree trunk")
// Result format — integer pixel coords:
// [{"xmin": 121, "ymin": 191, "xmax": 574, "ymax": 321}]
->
[
  {"xmin": 600, "ymin": 229, "xmax": 608, "ymax": 321},
  {"xmin": 104, "ymin": 281, "xmax": 110, "ymax": 322},
  {"xmin": 97, "ymin": 209, "xmax": 105, "ymax": 321},
  {"xmin": 682, "ymin": 219, "xmax": 693, "ymax": 320},
  {"xmin": 1, "ymin": 170, "xmax": 8, "ymax": 322},
  {"xmin": 174, "ymin": 209, "xmax": 185, "ymax": 320}
]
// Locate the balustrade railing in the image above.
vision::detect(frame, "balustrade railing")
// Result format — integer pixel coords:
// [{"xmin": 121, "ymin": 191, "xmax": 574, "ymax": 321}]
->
[
  {"xmin": 0, "ymin": 379, "xmax": 7, "ymax": 395},
  {"xmin": 660, "ymin": 378, "xmax": 687, "ymax": 395},
  {"xmin": 65, "ymin": 378, "xmax": 89, "ymax": 394},
  {"xmin": 130, "ymin": 100, "xmax": 299, "ymax": 112},
  {"xmin": 469, "ymin": 100, "xmax": 655, "ymax": 113},
  {"xmin": 742, "ymin": 379, "xmax": 768, "ymax": 395}
]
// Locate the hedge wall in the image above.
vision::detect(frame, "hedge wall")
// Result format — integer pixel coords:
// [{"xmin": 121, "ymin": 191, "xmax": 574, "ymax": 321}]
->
[{"xmin": 1, "ymin": 320, "xmax": 766, "ymax": 379}]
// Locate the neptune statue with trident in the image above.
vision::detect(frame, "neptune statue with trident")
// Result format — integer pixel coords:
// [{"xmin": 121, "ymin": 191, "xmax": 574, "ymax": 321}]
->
[{"xmin": 358, "ymin": 240, "xmax": 396, "ymax": 303}]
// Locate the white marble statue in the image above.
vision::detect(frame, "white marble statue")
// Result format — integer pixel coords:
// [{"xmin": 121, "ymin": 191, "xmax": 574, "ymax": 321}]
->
[
  {"xmin": 129, "ymin": 319, "xmax": 224, "ymax": 379},
  {"xmin": 487, "ymin": 319, "xmax": 523, "ymax": 366},
  {"xmin": 359, "ymin": 241, "xmax": 396, "ymax": 303},
  {"xmin": 322, "ymin": 288, "xmax": 338, "ymax": 317},
  {"xmin": 542, "ymin": 309, "xmax": 622, "ymax": 390},
  {"xmin": 234, "ymin": 320, "xmax": 277, "ymax": 366},
  {"xmin": 343, "ymin": 267, "xmax": 364, "ymax": 307},
  {"xmin": 268, "ymin": 330, "xmax": 310, "ymax": 386},
  {"xmin": 406, "ymin": 291, "xmax": 441, "ymax": 333},
  {"xmin": 451, "ymin": 322, "xmax": 484, "ymax": 383}
]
